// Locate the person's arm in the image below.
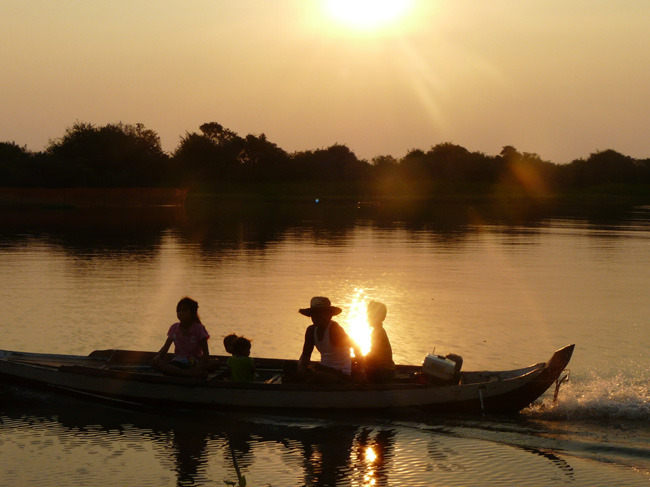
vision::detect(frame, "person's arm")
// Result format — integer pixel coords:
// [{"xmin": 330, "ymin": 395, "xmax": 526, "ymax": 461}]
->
[
  {"xmin": 152, "ymin": 337, "xmax": 173, "ymax": 363},
  {"xmin": 199, "ymin": 337, "xmax": 210, "ymax": 366},
  {"xmin": 298, "ymin": 325, "xmax": 315, "ymax": 370},
  {"xmin": 159, "ymin": 337, "xmax": 174, "ymax": 354}
]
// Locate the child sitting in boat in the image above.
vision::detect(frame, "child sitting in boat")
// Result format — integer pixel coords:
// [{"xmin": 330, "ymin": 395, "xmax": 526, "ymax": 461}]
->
[
  {"xmin": 223, "ymin": 333, "xmax": 238, "ymax": 355},
  {"xmin": 222, "ymin": 332, "xmax": 240, "ymax": 379},
  {"xmin": 227, "ymin": 336, "xmax": 256, "ymax": 382},
  {"xmin": 365, "ymin": 301, "xmax": 395, "ymax": 383},
  {"xmin": 152, "ymin": 297, "xmax": 220, "ymax": 377}
]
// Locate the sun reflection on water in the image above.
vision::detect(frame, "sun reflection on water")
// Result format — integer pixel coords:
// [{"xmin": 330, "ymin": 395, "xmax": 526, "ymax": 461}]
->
[
  {"xmin": 363, "ymin": 445, "xmax": 378, "ymax": 486},
  {"xmin": 344, "ymin": 288, "xmax": 371, "ymax": 356},
  {"xmin": 365, "ymin": 445, "xmax": 378, "ymax": 463}
]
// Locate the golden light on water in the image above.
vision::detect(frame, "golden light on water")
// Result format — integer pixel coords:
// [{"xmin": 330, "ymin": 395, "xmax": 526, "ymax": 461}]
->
[
  {"xmin": 344, "ymin": 288, "xmax": 371, "ymax": 356},
  {"xmin": 365, "ymin": 445, "xmax": 378, "ymax": 463},
  {"xmin": 363, "ymin": 445, "xmax": 378, "ymax": 486}
]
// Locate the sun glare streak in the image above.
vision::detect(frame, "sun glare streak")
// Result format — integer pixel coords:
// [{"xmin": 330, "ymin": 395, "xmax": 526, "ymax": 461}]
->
[
  {"xmin": 345, "ymin": 288, "xmax": 371, "ymax": 355},
  {"xmin": 391, "ymin": 31, "xmax": 508, "ymax": 134},
  {"xmin": 395, "ymin": 37, "xmax": 449, "ymax": 129}
]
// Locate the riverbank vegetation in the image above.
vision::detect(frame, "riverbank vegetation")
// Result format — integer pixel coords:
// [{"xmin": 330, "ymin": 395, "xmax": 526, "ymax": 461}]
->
[{"xmin": 1, "ymin": 121, "xmax": 649, "ymax": 203}]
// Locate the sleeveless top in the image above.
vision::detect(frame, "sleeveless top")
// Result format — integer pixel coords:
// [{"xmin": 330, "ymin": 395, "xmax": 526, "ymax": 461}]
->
[{"xmin": 314, "ymin": 321, "xmax": 351, "ymax": 375}]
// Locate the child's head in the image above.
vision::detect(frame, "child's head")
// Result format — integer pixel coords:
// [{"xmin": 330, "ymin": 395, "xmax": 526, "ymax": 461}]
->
[
  {"xmin": 232, "ymin": 336, "xmax": 252, "ymax": 357},
  {"xmin": 223, "ymin": 333, "xmax": 238, "ymax": 354},
  {"xmin": 176, "ymin": 297, "xmax": 201, "ymax": 324},
  {"xmin": 367, "ymin": 301, "xmax": 387, "ymax": 326}
]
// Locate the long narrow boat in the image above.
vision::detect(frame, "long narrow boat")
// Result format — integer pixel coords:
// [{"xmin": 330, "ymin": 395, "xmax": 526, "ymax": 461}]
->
[{"xmin": 0, "ymin": 344, "xmax": 574, "ymax": 414}]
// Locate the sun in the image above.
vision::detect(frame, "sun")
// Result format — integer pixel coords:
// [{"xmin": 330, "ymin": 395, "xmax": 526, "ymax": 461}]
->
[{"xmin": 323, "ymin": 0, "xmax": 414, "ymax": 31}]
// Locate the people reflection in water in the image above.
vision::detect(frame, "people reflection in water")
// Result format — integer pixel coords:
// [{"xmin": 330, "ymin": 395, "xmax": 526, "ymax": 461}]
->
[
  {"xmin": 169, "ymin": 426, "xmax": 212, "ymax": 486},
  {"xmin": 296, "ymin": 296, "xmax": 363, "ymax": 383},
  {"xmin": 294, "ymin": 425, "xmax": 397, "ymax": 487},
  {"xmin": 2, "ymin": 382, "xmax": 402, "ymax": 487},
  {"xmin": 354, "ymin": 428, "xmax": 397, "ymax": 487},
  {"xmin": 298, "ymin": 425, "xmax": 359, "ymax": 486},
  {"xmin": 151, "ymin": 297, "xmax": 220, "ymax": 377}
]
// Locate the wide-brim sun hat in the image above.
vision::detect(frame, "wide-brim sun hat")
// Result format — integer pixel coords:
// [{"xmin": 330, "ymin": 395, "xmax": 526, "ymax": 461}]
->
[{"xmin": 299, "ymin": 296, "xmax": 342, "ymax": 317}]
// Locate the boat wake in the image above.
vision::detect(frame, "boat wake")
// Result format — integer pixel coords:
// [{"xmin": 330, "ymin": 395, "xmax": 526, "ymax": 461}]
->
[
  {"xmin": 516, "ymin": 373, "xmax": 650, "ymax": 473},
  {"xmin": 526, "ymin": 373, "xmax": 650, "ymax": 423}
]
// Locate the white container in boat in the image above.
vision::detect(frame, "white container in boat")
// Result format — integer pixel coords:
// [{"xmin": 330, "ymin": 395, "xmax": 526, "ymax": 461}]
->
[{"xmin": 422, "ymin": 354, "xmax": 457, "ymax": 381}]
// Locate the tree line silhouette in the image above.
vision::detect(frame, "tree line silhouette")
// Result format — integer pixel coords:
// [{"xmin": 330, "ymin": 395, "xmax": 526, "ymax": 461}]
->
[{"xmin": 1, "ymin": 121, "xmax": 649, "ymax": 197}]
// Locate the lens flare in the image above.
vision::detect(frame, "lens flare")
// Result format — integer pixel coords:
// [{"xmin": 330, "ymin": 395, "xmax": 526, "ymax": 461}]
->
[{"xmin": 344, "ymin": 288, "xmax": 371, "ymax": 355}]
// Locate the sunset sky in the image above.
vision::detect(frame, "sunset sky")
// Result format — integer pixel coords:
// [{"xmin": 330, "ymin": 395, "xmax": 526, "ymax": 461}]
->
[{"xmin": 2, "ymin": 0, "xmax": 649, "ymax": 163}]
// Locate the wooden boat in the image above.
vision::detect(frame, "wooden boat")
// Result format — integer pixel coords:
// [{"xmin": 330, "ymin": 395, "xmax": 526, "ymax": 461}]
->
[{"xmin": 0, "ymin": 344, "xmax": 574, "ymax": 414}]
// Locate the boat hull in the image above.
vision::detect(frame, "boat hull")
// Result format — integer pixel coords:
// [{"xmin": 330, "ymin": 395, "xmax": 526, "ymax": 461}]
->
[{"xmin": 0, "ymin": 345, "xmax": 574, "ymax": 414}]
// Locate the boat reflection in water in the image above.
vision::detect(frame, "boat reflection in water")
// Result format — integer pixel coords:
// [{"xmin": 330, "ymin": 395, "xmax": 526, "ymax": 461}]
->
[
  {"xmin": 1, "ymin": 385, "xmax": 401, "ymax": 486},
  {"xmin": 0, "ymin": 384, "xmax": 592, "ymax": 487}
]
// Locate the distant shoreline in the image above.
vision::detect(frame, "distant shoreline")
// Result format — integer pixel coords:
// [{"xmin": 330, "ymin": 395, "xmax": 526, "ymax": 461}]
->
[
  {"xmin": 0, "ymin": 187, "xmax": 188, "ymax": 208},
  {"xmin": 1, "ymin": 185, "xmax": 648, "ymax": 210}
]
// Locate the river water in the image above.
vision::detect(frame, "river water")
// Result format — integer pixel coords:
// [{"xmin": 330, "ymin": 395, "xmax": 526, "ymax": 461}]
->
[{"xmin": 0, "ymin": 201, "xmax": 648, "ymax": 486}]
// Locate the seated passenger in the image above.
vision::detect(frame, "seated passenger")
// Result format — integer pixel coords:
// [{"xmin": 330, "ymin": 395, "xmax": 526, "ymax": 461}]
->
[
  {"xmin": 151, "ymin": 297, "xmax": 220, "ymax": 377},
  {"xmin": 297, "ymin": 296, "xmax": 362, "ymax": 384},
  {"xmin": 227, "ymin": 336, "xmax": 256, "ymax": 382},
  {"xmin": 365, "ymin": 301, "xmax": 395, "ymax": 383}
]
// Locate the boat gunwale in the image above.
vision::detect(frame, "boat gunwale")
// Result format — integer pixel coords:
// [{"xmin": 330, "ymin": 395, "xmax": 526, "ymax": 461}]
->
[{"xmin": 51, "ymin": 363, "xmax": 548, "ymax": 392}]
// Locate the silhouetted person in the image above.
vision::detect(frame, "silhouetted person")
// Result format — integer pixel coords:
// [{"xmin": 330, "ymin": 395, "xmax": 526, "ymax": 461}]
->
[
  {"xmin": 365, "ymin": 301, "xmax": 395, "ymax": 383},
  {"xmin": 297, "ymin": 296, "xmax": 362, "ymax": 383}
]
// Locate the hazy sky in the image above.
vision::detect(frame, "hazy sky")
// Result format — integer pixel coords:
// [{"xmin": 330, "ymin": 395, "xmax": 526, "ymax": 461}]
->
[{"xmin": 2, "ymin": 0, "xmax": 649, "ymax": 163}]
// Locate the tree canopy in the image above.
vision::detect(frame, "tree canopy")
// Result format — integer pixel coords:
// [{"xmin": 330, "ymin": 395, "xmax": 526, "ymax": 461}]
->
[{"xmin": 1, "ymin": 122, "xmax": 649, "ymax": 198}]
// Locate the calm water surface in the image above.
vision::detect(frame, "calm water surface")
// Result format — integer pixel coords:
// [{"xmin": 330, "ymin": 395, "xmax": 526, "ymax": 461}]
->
[{"xmin": 1, "ymin": 202, "xmax": 649, "ymax": 486}]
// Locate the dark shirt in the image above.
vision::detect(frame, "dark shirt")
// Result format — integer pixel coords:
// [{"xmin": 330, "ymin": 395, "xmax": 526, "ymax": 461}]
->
[{"xmin": 366, "ymin": 326, "xmax": 395, "ymax": 371}]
